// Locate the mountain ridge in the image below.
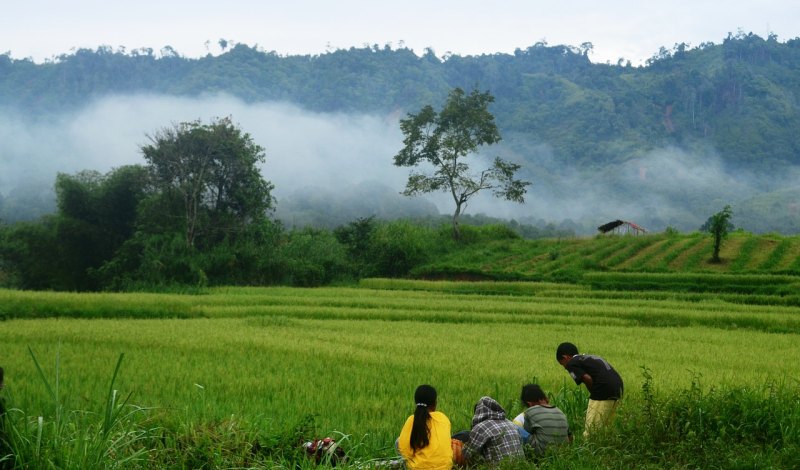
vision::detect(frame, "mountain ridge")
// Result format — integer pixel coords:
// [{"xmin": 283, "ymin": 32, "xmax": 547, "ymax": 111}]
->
[{"xmin": 1, "ymin": 31, "xmax": 799, "ymax": 232}]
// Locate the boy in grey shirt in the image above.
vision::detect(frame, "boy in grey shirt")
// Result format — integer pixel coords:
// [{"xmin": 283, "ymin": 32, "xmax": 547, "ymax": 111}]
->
[{"xmin": 519, "ymin": 384, "xmax": 571, "ymax": 454}]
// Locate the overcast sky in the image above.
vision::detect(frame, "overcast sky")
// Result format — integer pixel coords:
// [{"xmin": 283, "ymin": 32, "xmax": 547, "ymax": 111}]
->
[{"xmin": 2, "ymin": 0, "xmax": 799, "ymax": 65}]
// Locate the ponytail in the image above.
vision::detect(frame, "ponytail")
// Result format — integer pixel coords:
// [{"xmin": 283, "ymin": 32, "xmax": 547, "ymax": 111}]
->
[{"xmin": 409, "ymin": 385, "xmax": 436, "ymax": 452}]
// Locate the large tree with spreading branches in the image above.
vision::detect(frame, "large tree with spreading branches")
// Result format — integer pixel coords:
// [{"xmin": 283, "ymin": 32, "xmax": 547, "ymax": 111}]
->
[{"xmin": 393, "ymin": 87, "xmax": 530, "ymax": 239}]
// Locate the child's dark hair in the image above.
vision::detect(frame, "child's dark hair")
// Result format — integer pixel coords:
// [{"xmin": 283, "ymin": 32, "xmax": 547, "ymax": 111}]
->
[
  {"xmin": 520, "ymin": 383, "xmax": 547, "ymax": 404},
  {"xmin": 410, "ymin": 384, "xmax": 437, "ymax": 452},
  {"xmin": 556, "ymin": 342, "xmax": 579, "ymax": 361}
]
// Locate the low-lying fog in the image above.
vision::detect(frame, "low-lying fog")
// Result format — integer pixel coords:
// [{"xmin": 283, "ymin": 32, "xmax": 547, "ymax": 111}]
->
[{"xmin": 1, "ymin": 94, "xmax": 797, "ymax": 234}]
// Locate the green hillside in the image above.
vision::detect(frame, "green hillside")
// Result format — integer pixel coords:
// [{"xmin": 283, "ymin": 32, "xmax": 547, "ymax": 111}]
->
[
  {"xmin": 2, "ymin": 32, "xmax": 799, "ymax": 171},
  {"xmin": 413, "ymin": 231, "xmax": 800, "ymax": 285},
  {"xmin": 2, "ymin": 32, "xmax": 800, "ymax": 233}
]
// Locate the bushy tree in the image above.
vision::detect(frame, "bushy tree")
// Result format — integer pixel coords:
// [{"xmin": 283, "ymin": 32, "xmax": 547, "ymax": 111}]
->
[
  {"xmin": 54, "ymin": 166, "xmax": 150, "ymax": 289},
  {"xmin": 334, "ymin": 216, "xmax": 377, "ymax": 276},
  {"xmin": 281, "ymin": 227, "xmax": 349, "ymax": 286},
  {"xmin": 0, "ymin": 166, "xmax": 149, "ymax": 291},
  {"xmin": 0, "ymin": 218, "xmax": 61, "ymax": 290},
  {"xmin": 199, "ymin": 219, "xmax": 285, "ymax": 286},
  {"xmin": 366, "ymin": 220, "xmax": 442, "ymax": 277},
  {"xmin": 141, "ymin": 116, "xmax": 274, "ymax": 249},
  {"xmin": 95, "ymin": 117, "xmax": 279, "ymax": 289},
  {"xmin": 394, "ymin": 87, "xmax": 530, "ymax": 239},
  {"xmin": 703, "ymin": 205, "xmax": 734, "ymax": 263},
  {"xmin": 92, "ymin": 118, "xmax": 282, "ymax": 289}
]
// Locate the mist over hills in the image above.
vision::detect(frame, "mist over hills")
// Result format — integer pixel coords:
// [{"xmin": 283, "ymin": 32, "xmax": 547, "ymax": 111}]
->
[{"xmin": 1, "ymin": 32, "xmax": 799, "ymax": 234}]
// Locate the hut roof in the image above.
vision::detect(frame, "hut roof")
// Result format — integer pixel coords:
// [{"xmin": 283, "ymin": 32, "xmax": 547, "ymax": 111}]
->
[
  {"xmin": 597, "ymin": 220, "xmax": 624, "ymax": 233},
  {"xmin": 597, "ymin": 220, "xmax": 647, "ymax": 234}
]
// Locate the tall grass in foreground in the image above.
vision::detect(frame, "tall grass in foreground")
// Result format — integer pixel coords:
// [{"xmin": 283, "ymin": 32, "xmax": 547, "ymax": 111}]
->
[
  {"xmin": 511, "ymin": 370, "xmax": 800, "ymax": 470},
  {"xmin": 4, "ymin": 358, "xmax": 799, "ymax": 469},
  {"xmin": 1, "ymin": 349, "xmax": 152, "ymax": 469},
  {"xmin": 0, "ymin": 349, "xmax": 371, "ymax": 469},
  {"xmin": 4, "ymin": 280, "xmax": 800, "ymax": 468}
]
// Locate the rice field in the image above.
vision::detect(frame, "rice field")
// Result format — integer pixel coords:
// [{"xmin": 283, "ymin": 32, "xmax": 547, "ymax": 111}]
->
[
  {"xmin": 414, "ymin": 232, "xmax": 800, "ymax": 281},
  {"xmin": 3, "ymin": 279, "xmax": 800, "ymax": 459}
]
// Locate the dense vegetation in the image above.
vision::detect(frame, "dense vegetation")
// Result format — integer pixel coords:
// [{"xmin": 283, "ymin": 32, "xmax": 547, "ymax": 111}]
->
[
  {"xmin": 9, "ymin": 213, "xmax": 799, "ymax": 294},
  {"xmin": 2, "ymin": 32, "xmax": 799, "ymax": 172},
  {"xmin": 2, "ymin": 281, "xmax": 799, "ymax": 468},
  {"xmin": 2, "ymin": 31, "xmax": 800, "ymax": 233},
  {"xmin": 0, "ymin": 131, "xmax": 573, "ymax": 292},
  {"xmin": 2, "ymin": 32, "xmax": 800, "ymax": 291},
  {"xmin": 3, "ymin": 171, "xmax": 800, "ymax": 291}
]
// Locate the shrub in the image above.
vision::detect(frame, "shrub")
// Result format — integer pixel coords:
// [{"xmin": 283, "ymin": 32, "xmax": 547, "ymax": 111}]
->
[
  {"xmin": 367, "ymin": 220, "xmax": 443, "ymax": 277},
  {"xmin": 0, "ymin": 218, "xmax": 62, "ymax": 290},
  {"xmin": 334, "ymin": 217, "xmax": 377, "ymax": 277},
  {"xmin": 198, "ymin": 220, "xmax": 285, "ymax": 286},
  {"xmin": 540, "ymin": 369, "xmax": 800, "ymax": 469},
  {"xmin": 94, "ymin": 232, "xmax": 208, "ymax": 291},
  {"xmin": 3, "ymin": 350, "xmax": 152, "ymax": 468},
  {"xmin": 456, "ymin": 223, "xmax": 521, "ymax": 244},
  {"xmin": 281, "ymin": 228, "xmax": 350, "ymax": 286}
]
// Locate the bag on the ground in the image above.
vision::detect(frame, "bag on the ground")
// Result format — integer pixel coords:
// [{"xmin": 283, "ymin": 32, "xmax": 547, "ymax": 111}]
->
[{"xmin": 303, "ymin": 437, "xmax": 347, "ymax": 466}]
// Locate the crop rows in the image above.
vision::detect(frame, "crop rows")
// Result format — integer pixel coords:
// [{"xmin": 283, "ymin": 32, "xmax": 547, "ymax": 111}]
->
[
  {"xmin": 3, "ymin": 281, "xmax": 800, "ymax": 438},
  {"xmin": 416, "ymin": 233, "xmax": 800, "ymax": 281},
  {"xmin": 582, "ymin": 272, "xmax": 800, "ymax": 296}
]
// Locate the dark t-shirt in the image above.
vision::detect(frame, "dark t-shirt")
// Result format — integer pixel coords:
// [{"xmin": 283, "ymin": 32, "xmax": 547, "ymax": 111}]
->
[{"xmin": 566, "ymin": 354, "xmax": 623, "ymax": 400}]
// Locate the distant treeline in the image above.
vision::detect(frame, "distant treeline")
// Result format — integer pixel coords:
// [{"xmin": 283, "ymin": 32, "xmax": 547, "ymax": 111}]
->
[
  {"xmin": 2, "ymin": 32, "xmax": 800, "ymax": 235},
  {"xmin": 2, "ymin": 31, "xmax": 800, "ymax": 170},
  {"xmin": 0, "ymin": 117, "xmax": 572, "ymax": 292}
]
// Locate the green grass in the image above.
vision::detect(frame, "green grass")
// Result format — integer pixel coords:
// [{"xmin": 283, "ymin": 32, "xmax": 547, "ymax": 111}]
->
[
  {"xmin": 729, "ymin": 236, "xmax": 759, "ymax": 271},
  {"xmin": 2, "ymin": 281, "xmax": 800, "ymax": 468},
  {"xmin": 758, "ymin": 238, "xmax": 792, "ymax": 271},
  {"xmin": 414, "ymin": 232, "xmax": 800, "ymax": 281},
  {"xmin": 581, "ymin": 272, "xmax": 800, "ymax": 296},
  {"xmin": 615, "ymin": 236, "xmax": 673, "ymax": 270}
]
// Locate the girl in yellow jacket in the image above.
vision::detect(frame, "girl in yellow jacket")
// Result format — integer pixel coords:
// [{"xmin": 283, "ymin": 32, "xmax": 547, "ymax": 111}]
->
[{"xmin": 398, "ymin": 385, "xmax": 453, "ymax": 470}]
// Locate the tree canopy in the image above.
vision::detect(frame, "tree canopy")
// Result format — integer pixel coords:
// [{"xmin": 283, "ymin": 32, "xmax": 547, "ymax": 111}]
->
[
  {"xmin": 3, "ymin": 34, "xmax": 800, "ymax": 233},
  {"xmin": 704, "ymin": 205, "xmax": 734, "ymax": 263},
  {"xmin": 141, "ymin": 117, "xmax": 274, "ymax": 248},
  {"xmin": 3, "ymin": 33, "xmax": 799, "ymax": 171},
  {"xmin": 394, "ymin": 88, "xmax": 530, "ymax": 239}
]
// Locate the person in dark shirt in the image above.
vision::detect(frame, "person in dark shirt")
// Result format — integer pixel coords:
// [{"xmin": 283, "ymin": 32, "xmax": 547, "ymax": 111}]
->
[{"xmin": 556, "ymin": 342, "xmax": 623, "ymax": 437}]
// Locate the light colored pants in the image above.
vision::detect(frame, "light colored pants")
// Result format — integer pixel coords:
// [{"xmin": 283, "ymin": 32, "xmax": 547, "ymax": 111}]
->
[{"xmin": 584, "ymin": 398, "xmax": 620, "ymax": 437}]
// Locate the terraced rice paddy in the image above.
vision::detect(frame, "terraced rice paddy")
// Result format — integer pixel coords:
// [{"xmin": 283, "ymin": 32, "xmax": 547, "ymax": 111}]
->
[{"xmin": 3, "ymin": 278, "xmax": 799, "ymax": 454}]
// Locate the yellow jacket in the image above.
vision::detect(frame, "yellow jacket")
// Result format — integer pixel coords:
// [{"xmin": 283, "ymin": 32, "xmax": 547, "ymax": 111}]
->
[{"xmin": 398, "ymin": 411, "xmax": 453, "ymax": 470}]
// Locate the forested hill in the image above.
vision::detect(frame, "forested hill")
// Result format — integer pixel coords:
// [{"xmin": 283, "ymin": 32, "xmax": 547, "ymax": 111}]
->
[
  {"xmin": 2, "ymin": 32, "xmax": 800, "ymax": 170},
  {"xmin": 2, "ymin": 32, "xmax": 800, "ymax": 233}
]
